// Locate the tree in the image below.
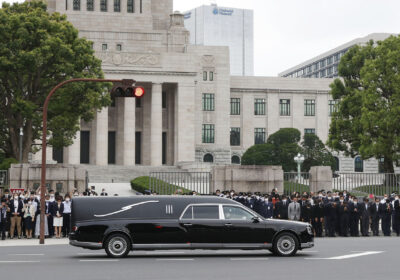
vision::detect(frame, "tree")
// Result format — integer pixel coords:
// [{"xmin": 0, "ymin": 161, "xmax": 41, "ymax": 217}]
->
[
  {"xmin": 327, "ymin": 35, "xmax": 400, "ymax": 173},
  {"xmin": 301, "ymin": 133, "xmax": 335, "ymax": 172},
  {"xmin": 241, "ymin": 128, "xmax": 301, "ymax": 171},
  {"xmin": 0, "ymin": 1, "xmax": 110, "ymax": 162}
]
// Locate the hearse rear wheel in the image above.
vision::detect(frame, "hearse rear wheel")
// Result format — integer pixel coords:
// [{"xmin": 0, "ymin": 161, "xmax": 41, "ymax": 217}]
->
[
  {"xmin": 105, "ymin": 233, "xmax": 131, "ymax": 258},
  {"xmin": 272, "ymin": 232, "xmax": 298, "ymax": 257}
]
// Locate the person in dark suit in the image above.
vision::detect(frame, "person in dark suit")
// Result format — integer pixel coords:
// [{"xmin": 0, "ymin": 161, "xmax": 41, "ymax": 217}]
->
[
  {"xmin": 326, "ymin": 202, "xmax": 338, "ymax": 237},
  {"xmin": 393, "ymin": 197, "xmax": 400, "ymax": 236},
  {"xmin": 312, "ymin": 199, "xmax": 324, "ymax": 237},
  {"xmin": 0, "ymin": 199, "xmax": 9, "ymax": 240},
  {"xmin": 301, "ymin": 201, "xmax": 313, "ymax": 224},
  {"xmin": 349, "ymin": 197, "xmax": 359, "ymax": 236},
  {"xmin": 9, "ymin": 194, "xmax": 24, "ymax": 239},
  {"xmin": 381, "ymin": 199, "xmax": 392, "ymax": 236},
  {"xmin": 359, "ymin": 198, "xmax": 370, "ymax": 237},
  {"xmin": 45, "ymin": 194, "xmax": 55, "ymax": 237},
  {"xmin": 339, "ymin": 201, "xmax": 350, "ymax": 237},
  {"xmin": 260, "ymin": 196, "xmax": 274, "ymax": 219},
  {"xmin": 370, "ymin": 197, "xmax": 381, "ymax": 236},
  {"xmin": 276, "ymin": 195, "xmax": 289, "ymax": 220}
]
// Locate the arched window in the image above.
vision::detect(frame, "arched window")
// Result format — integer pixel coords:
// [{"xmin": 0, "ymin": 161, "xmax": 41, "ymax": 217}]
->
[
  {"xmin": 203, "ymin": 153, "xmax": 214, "ymax": 163},
  {"xmin": 73, "ymin": 0, "xmax": 81, "ymax": 10},
  {"xmin": 354, "ymin": 156, "xmax": 363, "ymax": 172},
  {"xmin": 231, "ymin": 155, "xmax": 240, "ymax": 164},
  {"xmin": 333, "ymin": 157, "xmax": 339, "ymax": 172}
]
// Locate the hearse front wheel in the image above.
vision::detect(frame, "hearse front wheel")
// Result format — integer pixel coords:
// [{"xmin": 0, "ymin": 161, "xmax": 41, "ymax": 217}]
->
[
  {"xmin": 105, "ymin": 233, "xmax": 131, "ymax": 258},
  {"xmin": 272, "ymin": 232, "xmax": 298, "ymax": 257}
]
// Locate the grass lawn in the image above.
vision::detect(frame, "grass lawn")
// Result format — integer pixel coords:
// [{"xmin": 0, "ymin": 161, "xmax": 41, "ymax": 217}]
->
[{"xmin": 131, "ymin": 176, "xmax": 192, "ymax": 195}]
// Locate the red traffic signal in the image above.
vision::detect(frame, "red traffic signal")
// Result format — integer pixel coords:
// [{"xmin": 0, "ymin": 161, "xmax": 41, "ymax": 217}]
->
[{"xmin": 111, "ymin": 80, "xmax": 145, "ymax": 98}]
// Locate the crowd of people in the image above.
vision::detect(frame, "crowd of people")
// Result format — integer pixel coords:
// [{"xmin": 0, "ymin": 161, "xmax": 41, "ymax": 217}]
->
[
  {"xmin": 0, "ymin": 187, "xmax": 109, "ymax": 240},
  {"xmin": 213, "ymin": 189, "xmax": 400, "ymax": 237}
]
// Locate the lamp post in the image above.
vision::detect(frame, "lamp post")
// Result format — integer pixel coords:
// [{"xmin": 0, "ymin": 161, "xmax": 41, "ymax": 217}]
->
[
  {"xmin": 19, "ymin": 128, "xmax": 23, "ymax": 162},
  {"xmin": 39, "ymin": 78, "xmax": 130, "ymax": 244},
  {"xmin": 294, "ymin": 153, "xmax": 305, "ymax": 183}
]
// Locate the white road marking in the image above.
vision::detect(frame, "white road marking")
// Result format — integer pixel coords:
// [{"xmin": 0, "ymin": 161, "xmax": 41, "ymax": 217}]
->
[
  {"xmin": 145, "ymin": 251, "xmax": 185, "ymax": 255},
  {"xmin": 8, "ymin": 254, "xmax": 44, "ymax": 256},
  {"xmin": 305, "ymin": 251, "xmax": 384, "ymax": 260},
  {"xmin": 79, "ymin": 259, "xmax": 119, "ymax": 262},
  {"xmin": 230, "ymin": 258, "xmax": 269, "ymax": 261},
  {"xmin": 0, "ymin": 261, "xmax": 40, "ymax": 263},
  {"xmin": 156, "ymin": 258, "xmax": 194, "ymax": 261},
  {"xmin": 302, "ymin": 250, "xmax": 319, "ymax": 253}
]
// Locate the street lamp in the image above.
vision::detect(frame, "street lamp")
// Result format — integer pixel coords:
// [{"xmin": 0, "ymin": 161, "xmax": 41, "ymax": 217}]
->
[
  {"xmin": 19, "ymin": 128, "xmax": 23, "ymax": 162},
  {"xmin": 39, "ymin": 78, "xmax": 141, "ymax": 244},
  {"xmin": 294, "ymin": 153, "xmax": 305, "ymax": 182}
]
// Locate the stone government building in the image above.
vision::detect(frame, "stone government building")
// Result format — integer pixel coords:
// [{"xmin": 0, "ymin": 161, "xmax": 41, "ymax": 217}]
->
[{"xmin": 28, "ymin": 0, "xmax": 388, "ymax": 174}]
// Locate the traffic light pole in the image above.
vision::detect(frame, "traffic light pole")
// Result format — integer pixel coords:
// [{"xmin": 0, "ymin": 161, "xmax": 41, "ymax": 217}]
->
[{"xmin": 39, "ymin": 78, "xmax": 124, "ymax": 244}]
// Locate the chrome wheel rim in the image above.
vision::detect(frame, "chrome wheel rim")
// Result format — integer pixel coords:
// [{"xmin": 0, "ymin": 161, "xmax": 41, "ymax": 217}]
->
[
  {"xmin": 108, "ymin": 237, "xmax": 127, "ymax": 256},
  {"xmin": 277, "ymin": 235, "xmax": 295, "ymax": 255}
]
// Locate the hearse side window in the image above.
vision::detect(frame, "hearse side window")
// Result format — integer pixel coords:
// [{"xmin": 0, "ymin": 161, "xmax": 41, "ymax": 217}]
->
[
  {"xmin": 223, "ymin": 206, "xmax": 254, "ymax": 221},
  {"xmin": 193, "ymin": 206, "xmax": 219, "ymax": 219},
  {"xmin": 181, "ymin": 206, "xmax": 193, "ymax": 219}
]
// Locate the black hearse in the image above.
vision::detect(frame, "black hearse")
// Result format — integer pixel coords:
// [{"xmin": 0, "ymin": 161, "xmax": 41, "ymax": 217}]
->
[{"xmin": 69, "ymin": 196, "xmax": 314, "ymax": 258}]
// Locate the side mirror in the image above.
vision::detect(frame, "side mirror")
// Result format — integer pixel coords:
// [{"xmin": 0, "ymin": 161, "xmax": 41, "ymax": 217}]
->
[{"xmin": 252, "ymin": 216, "xmax": 260, "ymax": 223}]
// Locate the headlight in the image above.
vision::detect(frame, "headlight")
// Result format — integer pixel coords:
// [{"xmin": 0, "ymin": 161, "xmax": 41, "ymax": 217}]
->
[{"xmin": 307, "ymin": 225, "xmax": 313, "ymax": 235}]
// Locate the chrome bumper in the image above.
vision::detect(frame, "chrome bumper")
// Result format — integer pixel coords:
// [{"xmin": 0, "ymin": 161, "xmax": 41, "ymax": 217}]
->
[
  {"xmin": 69, "ymin": 240, "xmax": 102, "ymax": 249},
  {"xmin": 300, "ymin": 242, "xmax": 314, "ymax": 249}
]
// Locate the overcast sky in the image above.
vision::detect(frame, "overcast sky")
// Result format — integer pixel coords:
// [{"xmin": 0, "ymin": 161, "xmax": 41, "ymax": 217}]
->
[{"xmin": 4, "ymin": 0, "xmax": 400, "ymax": 76}]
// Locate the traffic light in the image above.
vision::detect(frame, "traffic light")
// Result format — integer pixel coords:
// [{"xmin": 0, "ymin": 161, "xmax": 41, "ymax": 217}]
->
[{"xmin": 111, "ymin": 79, "xmax": 145, "ymax": 98}]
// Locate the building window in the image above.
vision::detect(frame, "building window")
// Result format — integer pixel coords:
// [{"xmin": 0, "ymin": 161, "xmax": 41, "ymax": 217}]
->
[
  {"xmin": 334, "ymin": 156, "xmax": 339, "ymax": 172},
  {"xmin": 230, "ymin": 127, "xmax": 240, "ymax": 146},
  {"xmin": 304, "ymin": 128, "xmax": 315, "ymax": 135},
  {"xmin": 203, "ymin": 153, "xmax": 214, "ymax": 163},
  {"xmin": 80, "ymin": 131, "xmax": 90, "ymax": 164},
  {"xmin": 279, "ymin": 99, "xmax": 290, "ymax": 116},
  {"xmin": 202, "ymin": 93, "xmax": 214, "ymax": 111},
  {"xmin": 334, "ymin": 53, "xmax": 340, "ymax": 62},
  {"xmin": 307, "ymin": 66, "xmax": 312, "ymax": 74},
  {"xmin": 320, "ymin": 60, "xmax": 325, "ymax": 68},
  {"xmin": 140, "ymin": 0, "xmax": 142, "ymax": 13},
  {"xmin": 320, "ymin": 69, "xmax": 326, "ymax": 77},
  {"xmin": 101, "ymin": 0, "xmax": 107, "ymax": 12},
  {"xmin": 202, "ymin": 124, "xmax": 215, "ymax": 143},
  {"xmin": 66, "ymin": 0, "xmax": 68, "ymax": 10},
  {"xmin": 116, "ymin": 44, "xmax": 122, "ymax": 51},
  {"xmin": 203, "ymin": 71, "xmax": 207, "ymax": 81},
  {"xmin": 114, "ymin": 0, "xmax": 120, "ymax": 12},
  {"xmin": 254, "ymin": 128, "xmax": 266, "ymax": 144},
  {"xmin": 329, "ymin": 100, "xmax": 339, "ymax": 116},
  {"xmin": 354, "ymin": 156, "xmax": 363, "ymax": 172},
  {"xmin": 73, "ymin": 0, "xmax": 80, "ymax": 10},
  {"xmin": 108, "ymin": 131, "xmax": 116, "ymax": 164},
  {"xmin": 254, "ymin": 98, "xmax": 266, "ymax": 115},
  {"xmin": 209, "ymin": 71, "xmax": 214, "ymax": 81},
  {"xmin": 315, "ymin": 63, "xmax": 319, "ymax": 71},
  {"xmin": 327, "ymin": 56, "xmax": 333, "ymax": 65},
  {"xmin": 127, "ymin": 0, "xmax": 134, "ymax": 13},
  {"xmin": 52, "ymin": 147, "xmax": 64, "ymax": 164},
  {"xmin": 231, "ymin": 155, "xmax": 240, "ymax": 164},
  {"xmin": 86, "ymin": 0, "xmax": 94, "ymax": 11},
  {"xmin": 230, "ymin": 98, "xmax": 240, "ymax": 115},
  {"xmin": 327, "ymin": 67, "xmax": 333, "ymax": 75},
  {"xmin": 304, "ymin": 99, "xmax": 315, "ymax": 116},
  {"xmin": 162, "ymin": 91, "xmax": 167, "ymax": 109},
  {"xmin": 102, "ymin": 44, "xmax": 108, "ymax": 51}
]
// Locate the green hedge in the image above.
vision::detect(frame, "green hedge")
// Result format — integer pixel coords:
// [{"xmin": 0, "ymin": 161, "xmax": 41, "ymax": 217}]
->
[
  {"xmin": 0, "ymin": 158, "xmax": 18, "ymax": 170},
  {"xmin": 130, "ymin": 176, "xmax": 192, "ymax": 195},
  {"xmin": 284, "ymin": 181, "xmax": 310, "ymax": 195}
]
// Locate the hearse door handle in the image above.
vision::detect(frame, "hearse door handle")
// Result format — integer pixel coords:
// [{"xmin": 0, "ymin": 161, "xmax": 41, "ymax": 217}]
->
[
  {"xmin": 225, "ymin": 223, "xmax": 233, "ymax": 227},
  {"xmin": 183, "ymin": 223, "xmax": 193, "ymax": 227}
]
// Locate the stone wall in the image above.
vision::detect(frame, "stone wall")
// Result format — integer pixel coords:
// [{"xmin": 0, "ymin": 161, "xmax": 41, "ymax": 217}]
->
[
  {"xmin": 211, "ymin": 165, "xmax": 284, "ymax": 194},
  {"xmin": 309, "ymin": 166, "xmax": 332, "ymax": 192},
  {"xmin": 9, "ymin": 164, "xmax": 87, "ymax": 194}
]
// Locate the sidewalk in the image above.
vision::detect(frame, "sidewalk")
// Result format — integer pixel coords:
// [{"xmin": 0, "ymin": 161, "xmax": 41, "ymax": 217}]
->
[{"xmin": 0, "ymin": 238, "xmax": 69, "ymax": 247}]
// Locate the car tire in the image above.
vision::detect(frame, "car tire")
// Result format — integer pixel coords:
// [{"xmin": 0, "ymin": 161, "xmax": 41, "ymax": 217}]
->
[
  {"xmin": 105, "ymin": 233, "xmax": 131, "ymax": 258},
  {"xmin": 272, "ymin": 232, "xmax": 298, "ymax": 257}
]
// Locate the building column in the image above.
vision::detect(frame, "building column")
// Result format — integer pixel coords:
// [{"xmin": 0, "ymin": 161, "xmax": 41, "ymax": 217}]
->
[
  {"xmin": 150, "ymin": 83, "xmax": 162, "ymax": 166},
  {"xmin": 174, "ymin": 82, "xmax": 195, "ymax": 164},
  {"xmin": 116, "ymin": 97, "xmax": 136, "ymax": 165},
  {"xmin": 64, "ymin": 128, "xmax": 80, "ymax": 164},
  {"xmin": 91, "ymin": 108, "xmax": 108, "ymax": 166}
]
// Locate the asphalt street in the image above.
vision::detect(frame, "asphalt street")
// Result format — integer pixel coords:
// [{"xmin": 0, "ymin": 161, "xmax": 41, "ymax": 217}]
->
[{"xmin": 0, "ymin": 237, "xmax": 398, "ymax": 280}]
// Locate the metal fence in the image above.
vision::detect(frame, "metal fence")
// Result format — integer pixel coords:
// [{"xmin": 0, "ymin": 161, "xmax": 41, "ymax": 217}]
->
[
  {"xmin": 333, "ymin": 172, "xmax": 400, "ymax": 196},
  {"xmin": 149, "ymin": 172, "xmax": 211, "ymax": 195},
  {"xmin": 283, "ymin": 172, "xmax": 310, "ymax": 195},
  {"xmin": 0, "ymin": 170, "xmax": 8, "ymax": 186}
]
